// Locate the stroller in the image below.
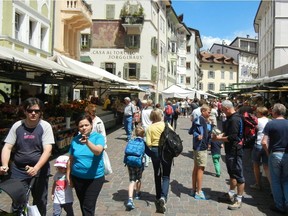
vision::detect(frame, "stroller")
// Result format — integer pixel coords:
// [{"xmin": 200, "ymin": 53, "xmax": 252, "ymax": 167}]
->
[{"xmin": 0, "ymin": 177, "xmax": 38, "ymax": 216}]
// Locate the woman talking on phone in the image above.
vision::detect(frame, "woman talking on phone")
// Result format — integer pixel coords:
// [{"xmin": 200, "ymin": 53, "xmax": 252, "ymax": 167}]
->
[{"xmin": 67, "ymin": 114, "xmax": 105, "ymax": 216}]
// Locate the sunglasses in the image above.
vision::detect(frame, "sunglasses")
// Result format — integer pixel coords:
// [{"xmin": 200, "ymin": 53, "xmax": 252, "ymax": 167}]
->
[{"xmin": 26, "ymin": 109, "xmax": 41, "ymax": 114}]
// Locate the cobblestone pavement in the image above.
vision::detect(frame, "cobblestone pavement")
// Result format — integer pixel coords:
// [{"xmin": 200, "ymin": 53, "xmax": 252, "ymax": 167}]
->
[{"xmin": 0, "ymin": 117, "xmax": 279, "ymax": 215}]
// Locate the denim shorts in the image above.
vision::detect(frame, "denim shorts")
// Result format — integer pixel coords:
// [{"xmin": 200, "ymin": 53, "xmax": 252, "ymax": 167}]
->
[
  {"xmin": 225, "ymin": 154, "xmax": 245, "ymax": 184},
  {"xmin": 252, "ymin": 145, "xmax": 268, "ymax": 165}
]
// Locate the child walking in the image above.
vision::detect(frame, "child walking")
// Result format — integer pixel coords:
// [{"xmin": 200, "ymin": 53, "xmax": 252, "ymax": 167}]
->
[
  {"xmin": 51, "ymin": 155, "xmax": 74, "ymax": 216},
  {"xmin": 124, "ymin": 126, "xmax": 152, "ymax": 210}
]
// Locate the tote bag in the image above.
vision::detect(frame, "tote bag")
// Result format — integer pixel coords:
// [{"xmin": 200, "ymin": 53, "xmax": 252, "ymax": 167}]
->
[{"xmin": 103, "ymin": 150, "xmax": 113, "ymax": 175}]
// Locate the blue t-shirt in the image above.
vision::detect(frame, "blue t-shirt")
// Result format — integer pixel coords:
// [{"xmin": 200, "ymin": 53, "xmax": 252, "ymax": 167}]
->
[
  {"xmin": 263, "ymin": 119, "xmax": 288, "ymax": 153},
  {"xmin": 69, "ymin": 132, "xmax": 105, "ymax": 179}
]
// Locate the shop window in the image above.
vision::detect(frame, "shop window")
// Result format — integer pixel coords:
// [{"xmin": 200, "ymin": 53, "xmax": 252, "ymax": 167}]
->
[
  {"xmin": 125, "ymin": 35, "xmax": 140, "ymax": 49},
  {"xmin": 123, "ymin": 63, "xmax": 140, "ymax": 80},
  {"xmin": 106, "ymin": 4, "xmax": 115, "ymax": 19}
]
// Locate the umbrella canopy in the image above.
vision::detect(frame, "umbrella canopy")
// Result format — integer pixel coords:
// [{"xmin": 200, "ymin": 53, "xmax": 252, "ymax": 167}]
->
[{"xmin": 161, "ymin": 84, "xmax": 195, "ymax": 99}]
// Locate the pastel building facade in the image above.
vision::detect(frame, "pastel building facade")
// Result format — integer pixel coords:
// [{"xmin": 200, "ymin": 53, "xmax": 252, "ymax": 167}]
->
[{"xmin": 199, "ymin": 52, "xmax": 238, "ymax": 93}]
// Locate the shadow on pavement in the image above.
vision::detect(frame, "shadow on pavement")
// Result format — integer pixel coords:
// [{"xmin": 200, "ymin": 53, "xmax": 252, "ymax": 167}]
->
[{"xmin": 170, "ymin": 180, "xmax": 191, "ymax": 197}]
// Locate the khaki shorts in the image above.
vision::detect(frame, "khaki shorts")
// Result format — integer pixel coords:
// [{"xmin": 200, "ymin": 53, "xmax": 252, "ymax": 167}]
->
[{"xmin": 193, "ymin": 150, "xmax": 208, "ymax": 167}]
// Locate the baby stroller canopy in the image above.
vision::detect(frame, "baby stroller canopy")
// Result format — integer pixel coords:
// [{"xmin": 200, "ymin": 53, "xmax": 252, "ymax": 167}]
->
[{"xmin": 0, "ymin": 179, "xmax": 27, "ymax": 206}]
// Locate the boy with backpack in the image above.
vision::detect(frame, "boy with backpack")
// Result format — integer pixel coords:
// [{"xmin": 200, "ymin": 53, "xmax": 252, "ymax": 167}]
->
[{"xmin": 123, "ymin": 126, "xmax": 152, "ymax": 210}]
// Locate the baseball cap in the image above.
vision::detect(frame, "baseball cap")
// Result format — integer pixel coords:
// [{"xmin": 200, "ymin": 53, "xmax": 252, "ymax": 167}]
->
[{"xmin": 54, "ymin": 155, "xmax": 69, "ymax": 168}]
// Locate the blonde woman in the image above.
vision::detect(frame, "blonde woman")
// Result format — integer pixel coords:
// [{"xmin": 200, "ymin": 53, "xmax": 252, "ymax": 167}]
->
[{"xmin": 146, "ymin": 109, "xmax": 173, "ymax": 213}]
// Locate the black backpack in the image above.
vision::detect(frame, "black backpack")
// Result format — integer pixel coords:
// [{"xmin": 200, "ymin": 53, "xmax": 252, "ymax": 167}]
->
[{"xmin": 159, "ymin": 122, "xmax": 183, "ymax": 162}]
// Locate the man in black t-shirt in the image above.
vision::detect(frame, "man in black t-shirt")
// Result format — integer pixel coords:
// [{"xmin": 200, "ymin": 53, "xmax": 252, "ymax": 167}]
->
[{"xmin": 212, "ymin": 100, "xmax": 244, "ymax": 210}]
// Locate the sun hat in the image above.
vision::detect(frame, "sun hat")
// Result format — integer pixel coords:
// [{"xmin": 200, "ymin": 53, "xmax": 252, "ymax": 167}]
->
[{"xmin": 54, "ymin": 155, "xmax": 69, "ymax": 168}]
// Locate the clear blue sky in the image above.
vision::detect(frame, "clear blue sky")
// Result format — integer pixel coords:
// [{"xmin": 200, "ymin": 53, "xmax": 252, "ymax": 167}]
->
[{"xmin": 172, "ymin": 0, "xmax": 261, "ymax": 50}]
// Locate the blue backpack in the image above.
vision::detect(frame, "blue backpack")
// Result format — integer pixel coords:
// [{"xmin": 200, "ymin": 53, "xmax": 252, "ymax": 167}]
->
[{"xmin": 123, "ymin": 137, "xmax": 145, "ymax": 168}]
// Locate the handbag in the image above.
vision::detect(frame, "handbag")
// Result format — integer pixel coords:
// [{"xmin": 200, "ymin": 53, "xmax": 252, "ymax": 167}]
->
[
  {"xmin": 27, "ymin": 204, "xmax": 41, "ymax": 216},
  {"xmin": 103, "ymin": 150, "xmax": 113, "ymax": 175}
]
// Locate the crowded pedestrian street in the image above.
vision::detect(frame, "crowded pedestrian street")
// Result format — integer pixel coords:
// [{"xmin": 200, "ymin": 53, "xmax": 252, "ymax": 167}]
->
[{"xmin": 0, "ymin": 117, "xmax": 277, "ymax": 215}]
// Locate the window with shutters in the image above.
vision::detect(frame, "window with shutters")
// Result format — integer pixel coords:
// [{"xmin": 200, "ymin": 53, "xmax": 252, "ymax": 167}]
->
[
  {"xmin": 221, "ymin": 71, "xmax": 225, "ymax": 79},
  {"xmin": 123, "ymin": 63, "xmax": 140, "ymax": 80},
  {"xmin": 220, "ymin": 83, "xmax": 226, "ymax": 91},
  {"xmin": 229, "ymin": 71, "xmax": 233, "ymax": 80},
  {"xmin": 15, "ymin": 13, "xmax": 21, "ymax": 40},
  {"xmin": 40, "ymin": 26, "xmax": 48, "ymax": 51},
  {"xmin": 199, "ymin": 82, "xmax": 203, "ymax": 90},
  {"xmin": 171, "ymin": 42, "xmax": 176, "ymax": 53},
  {"xmin": 208, "ymin": 71, "xmax": 215, "ymax": 79},
  {"xmin": 81, "ymin": 34, "xmax": 90, "ymax": 49},
  {"xmin": 29, "ymin": 20, "xmax": 36, "ymax": 46},
  {"xmin": 151, "ymin": 37, "xmax": 158, "ymax": 55},
  {"xmin": 125, "ymin": 35, "xmax": 140, "ymax": 49},
  {"xmin": 105, "ymin": 63, "xmax": 116, "ymax": 74},
  {"xmin": 106, "ymin": 4, "xmax": 115, "ymax": 19},
  {"xmin": 151, "ymin": 65, "xmax": 157, "ymax": 82},
  {"xmin": 208, "ymin": 83, "xmax": 215, "ymax": 91}
]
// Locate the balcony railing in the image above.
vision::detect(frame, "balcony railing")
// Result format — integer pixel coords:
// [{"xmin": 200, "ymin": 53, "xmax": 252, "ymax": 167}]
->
[{"xmin": 121, "ymin": 16, "xmax": 144, "ymax": 25}]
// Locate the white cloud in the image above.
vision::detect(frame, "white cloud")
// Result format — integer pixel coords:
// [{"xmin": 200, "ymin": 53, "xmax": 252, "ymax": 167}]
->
[
  {"xmin": 201, "ymin": 29, "xmax": 258, "ymax": 51},
  {"xmin": 201, "ymin": 36, "xmax": 231, "ymax": 51}
]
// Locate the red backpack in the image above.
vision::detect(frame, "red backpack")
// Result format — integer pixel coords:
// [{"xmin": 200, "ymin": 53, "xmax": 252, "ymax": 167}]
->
[
  {"xmin": 243, "ymin": 112, "xmax": 258, "ymax": 148},
  {"xmin": 165, "ymin": 105, "xmax": 173, "ymax": 115}
]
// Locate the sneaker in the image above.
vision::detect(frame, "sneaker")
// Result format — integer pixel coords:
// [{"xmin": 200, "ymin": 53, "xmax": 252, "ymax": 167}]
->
[
  {"xmin": 228, "ymin": 200, "xmax": 242, "ymax": 210},
  {"xmin": 158, "ymin": 197, "xmax": 166, "ymax": 213},
  {"xmin": 188, "ymin": 189, "xmax": 195, "ymax": 197},
  {"xmin": 249, "ymin": 183, "xmax": 261, "ymax": 190},
  {"xmin": 155, "ymin": 199, "xmax": 161, "ymax": 212},
  {"xmin": 270, "ymin": 205, "xmax": 286, "ymax": 214},
  {"xmin": 216, "ymin": 174, "xmax": 220, "ymax": 177},
  {"xmin": 135, "ymin": 192, "xmax": 141, "ymax": 200},
  {"xmin": 126, "ymin": 199, "xmax": 135, "ymax": 210},
  {"xmin": 194, "ymin": 191, "xmax": 207, "ymax": 200},
  {"xmin": 218, "ymin": 193, "xmax": 235, "ymax": 203}
]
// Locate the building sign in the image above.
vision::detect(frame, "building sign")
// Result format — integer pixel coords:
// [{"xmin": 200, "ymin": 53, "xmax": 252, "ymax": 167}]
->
[{"xmin": 92, "ymin": 50, "xmax": 143, "ymax": 60}]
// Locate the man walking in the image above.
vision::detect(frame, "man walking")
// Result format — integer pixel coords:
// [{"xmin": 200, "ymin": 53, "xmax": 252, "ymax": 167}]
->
[
  {"xmin": 212, "ymin": 100, "xmax": 245, "ymax": 210},
  {"xmin": 123, "ymin": 97, "xmax": 135, "ymax": 141}
]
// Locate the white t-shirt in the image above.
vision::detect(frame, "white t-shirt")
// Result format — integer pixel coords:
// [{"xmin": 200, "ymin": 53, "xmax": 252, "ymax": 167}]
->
[
  {"xmin": 256, "ymin": 117, "xmax": 270, "ymax": 145},
  {"xmin": 53, "ymin": 172, "xmax": 74, "ymax": 204},
  {"xmin": 141, "ymin": 107, "xmax": 153, "ymax": 130}
]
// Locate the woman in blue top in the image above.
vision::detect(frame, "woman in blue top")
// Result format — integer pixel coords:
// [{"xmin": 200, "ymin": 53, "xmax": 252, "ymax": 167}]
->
[{"xmin": 67, "ymin": 114, "xmax": 105, "ymax": 216}]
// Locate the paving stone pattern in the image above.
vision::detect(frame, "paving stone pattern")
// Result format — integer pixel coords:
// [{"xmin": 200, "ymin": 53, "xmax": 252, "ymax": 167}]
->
[{"xmin": 0, "ymin": 118, "xmax": 277, "ymax": 215}]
